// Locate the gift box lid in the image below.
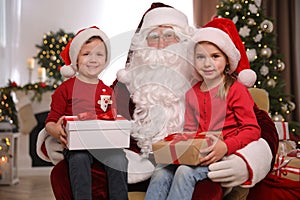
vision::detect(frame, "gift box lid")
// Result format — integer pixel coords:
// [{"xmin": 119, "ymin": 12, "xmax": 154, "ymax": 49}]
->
[{"xmin": 64, "ymin": 115, "xmax": 132, "ymax": 131}]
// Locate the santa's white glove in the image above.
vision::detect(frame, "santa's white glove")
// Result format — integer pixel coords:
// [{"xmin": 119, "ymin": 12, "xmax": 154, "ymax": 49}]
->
[
  {"xmin": 208, "ymin": 139, "xmax": 272, "ymax": 188},
  {"xmin": 208, "ymin": 154, "xmax": 248, "ymax": 188}
]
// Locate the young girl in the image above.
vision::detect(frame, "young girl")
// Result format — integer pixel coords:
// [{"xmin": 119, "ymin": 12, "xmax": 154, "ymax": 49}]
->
[
  {"xmin": 145, "ymin": 18, "xmax": 261, "ymax": 200},
  {"xmin": 45, "ymin": 26, "xmax": 128, "ymax": 200}
]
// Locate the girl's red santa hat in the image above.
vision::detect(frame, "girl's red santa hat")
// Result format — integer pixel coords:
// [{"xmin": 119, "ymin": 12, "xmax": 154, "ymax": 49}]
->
[
  {"xmin": 192, "ymin": 18, "xmax": 257, "ymax": 87},
  {"xmin": 60, "ymin": 26, "xmax": 110, "ymax": 78}
]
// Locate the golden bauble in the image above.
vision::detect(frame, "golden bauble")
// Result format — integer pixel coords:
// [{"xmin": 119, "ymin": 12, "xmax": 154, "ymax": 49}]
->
[{"xmin": 260, "ymin": 47, "xmax": 272, "ymax": 58}]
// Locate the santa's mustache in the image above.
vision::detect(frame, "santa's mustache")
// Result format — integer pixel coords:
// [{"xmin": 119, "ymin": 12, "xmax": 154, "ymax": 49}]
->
[{"xmin": 117, "ymin": 45, "xmax": 197, "ymax": 95}]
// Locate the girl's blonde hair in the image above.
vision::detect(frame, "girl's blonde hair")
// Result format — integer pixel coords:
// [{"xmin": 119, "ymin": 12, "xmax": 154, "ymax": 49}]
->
[{"xmin": 217, "ymin": 66, "xmax": 236, "ymax": 99}]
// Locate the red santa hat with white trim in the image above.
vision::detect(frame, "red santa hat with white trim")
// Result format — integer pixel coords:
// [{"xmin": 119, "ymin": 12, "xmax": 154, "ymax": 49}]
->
[
  {"xmin": 140, "ymin": 7, "xmax": 189, "ymax": 32},
  {"xmin": 60, "ymin": 26, "xmax": 110, "ymax": 78},
  {"xmin": 192, "ymin": 18, "xmax": 257, "ymax": 87}
]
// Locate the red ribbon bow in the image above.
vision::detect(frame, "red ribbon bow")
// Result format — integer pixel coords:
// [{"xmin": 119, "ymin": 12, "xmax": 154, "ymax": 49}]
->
[
  {"xmin": 77, "ymin": 110, "xmax": 116, "ymax": 121},
  {"xmin": 274, "ymin": 155, "xmax": 300, "ymax": 178},
  {"xmin": 164, "ymin": 132, "xmax": 207, "ymax": 142},
  {"xmin": 63, "ymin": 110, "xmax": 117, "ymax": 127}
]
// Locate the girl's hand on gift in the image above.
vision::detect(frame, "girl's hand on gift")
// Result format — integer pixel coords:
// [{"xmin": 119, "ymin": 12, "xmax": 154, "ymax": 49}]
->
[
  {"xmin": 199, "ymin": 135, "xmax": 227, "ymax": 166},
  {"xmin": 45, "ymin": 116, "xmax": 67, "ymax": 148}
]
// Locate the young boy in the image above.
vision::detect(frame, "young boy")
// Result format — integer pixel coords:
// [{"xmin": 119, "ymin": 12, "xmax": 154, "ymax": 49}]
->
[{"xmin": 45, "ymin": 26, "xmax": 128, "ymax": 200}]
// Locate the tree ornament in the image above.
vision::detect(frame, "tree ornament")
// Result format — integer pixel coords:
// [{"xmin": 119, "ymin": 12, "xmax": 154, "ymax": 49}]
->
[
  {"xmin": 239, "ymin": 25, "xmax": 251, "ymax": 37},
  {"xmin": 247, "ymin": 18, "xmax": 255, "ymax": 26},
  {"xmin": 246, "ymin": 49, "xmax": 257, "ymax": 62},
  {"xmin": 254, "ymin": 32, "xmax": 262, "ymax": 42},
  {"xmin": 254, "ymin": 0, "xmax": 262, "ymax": 7},
  {"xmin": 50, "ymin": 55, "xmax": 57, "ymax": 61},
  {"xmin": 232, "ymin": 16, "xmax": 239, "ymax": 24},
  {"xmin": 267, "ymin": 78, "xmax": 276, "ymax": 87},
  {"xmin": 260, "ymin": 47, "xmax": 272, "ymax": 58},
  {"xmin": 281, "ymin": 104, "xmax": 288, "ymax": 113},
  {"xmin": 233, "ymin": 3, "xmax": 242, "ymax": 11},
  {"xmin": 260, "ymin": 65, "xmax": 269, "ymax": 76},
  {"xmin": 288, "ymin": 101, "xmax": 296, "ymax": 111},
  {"xmin": 249, "ymin": 4, "xmax": 258, "ymax": 14},
  {"xmin": 260, "ymin": 20, "xmax": 274, "ymax": 33},
  {"xmin": 272, "ymin": 113, "xmax": 283, "ymax": 122},
  {"xmin": 277, "ymin": 61, "xmax": 285, "ymax": 71}
]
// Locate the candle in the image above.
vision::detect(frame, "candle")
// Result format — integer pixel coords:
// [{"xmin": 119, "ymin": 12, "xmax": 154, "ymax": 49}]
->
[
  {"xmin": 27, "ymin": 58, "xmax": 35, "ymax": 70},
  {"xmin": 38, "ymin": 67, "xmax": 46, "ymax": 82}
]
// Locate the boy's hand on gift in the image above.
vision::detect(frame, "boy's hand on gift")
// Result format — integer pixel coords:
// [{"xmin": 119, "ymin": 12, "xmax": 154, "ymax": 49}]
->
[
  {"xmin": 199, "ymin": 135, "xmax": 227, "ymax": 166},
  {"xmin": 57, "ymin": 116, "xmax": 67, "ymax": 147},
  {"xmin": 45, "ymin": 116, "xmax": 67, "ymax": 148}
]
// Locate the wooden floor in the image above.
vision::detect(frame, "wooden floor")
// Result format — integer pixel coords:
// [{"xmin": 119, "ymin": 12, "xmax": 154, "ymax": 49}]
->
[{"xmin": 0, "ymin": 176, "xmax": 55, "ymax": 200}]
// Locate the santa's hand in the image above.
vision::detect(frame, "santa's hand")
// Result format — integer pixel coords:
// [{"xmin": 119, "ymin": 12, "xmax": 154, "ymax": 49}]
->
[{"xmin": 207, "ymin": 154, "xmax": 248, "ymax": 188}]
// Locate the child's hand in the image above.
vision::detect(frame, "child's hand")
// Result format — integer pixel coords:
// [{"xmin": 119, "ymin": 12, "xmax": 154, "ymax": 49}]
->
[
  {"xmin": 56, "ymin": 116, "xmax": 68, "ymax": 147},
  {"xmin": 199, "ymin": 135, "xmax": 227, "ymax": 166},
  {"xmin": 45, "ymin": 116, "xmax": 67, "ymax": 148}
]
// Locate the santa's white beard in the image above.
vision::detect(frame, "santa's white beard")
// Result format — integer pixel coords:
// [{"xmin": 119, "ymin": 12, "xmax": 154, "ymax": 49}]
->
[{"xmin": 117, "ymin": 43, "xmax": 199, "ymax": 157}]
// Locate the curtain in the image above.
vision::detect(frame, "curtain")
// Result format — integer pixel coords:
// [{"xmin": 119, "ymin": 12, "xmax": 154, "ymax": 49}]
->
[
  {"xmin": 193, "ymin": 0, "xmax": 300, "ymax": 122},
  {"xmin": 0, "ymin": 0, "xmax": 21, "ymax": 86},
  {"xmin": 262, "ymin": 0, "xmax": 299, "ymax": 122},
  {"xmin": 193, "ymin": 0, "xmax": 218, "ymax": 27}
]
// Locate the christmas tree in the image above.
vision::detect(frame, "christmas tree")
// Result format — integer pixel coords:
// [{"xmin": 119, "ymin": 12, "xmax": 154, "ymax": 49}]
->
[
  {"xmin": 35, "ymin": 29, "xmax": 74, "ymax": 85},
  {"xmin": 216, "ymin": 0, "xmax": 299, "ymax": 140},
  {"xmin": 0, "ymin": 29, "xmax": 74, "ymax": 129},
  {"xmin": 0, "ymin": 81, "xmax": 18, "ymax": 130}
]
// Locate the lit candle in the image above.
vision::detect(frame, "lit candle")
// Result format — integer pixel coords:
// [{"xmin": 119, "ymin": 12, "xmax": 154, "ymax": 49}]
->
[
  {"xmin": 27, "ymin": 58, "xmax": 35, "ymax": 70},
  {"xmin": 38, "ymin": 67, "xmax": 46, "ymax": 82}
]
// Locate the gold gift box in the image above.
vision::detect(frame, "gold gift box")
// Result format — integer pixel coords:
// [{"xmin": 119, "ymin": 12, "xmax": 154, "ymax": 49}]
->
[{"xmin": 152, "ymin": 131, "xmax": 222, "ymax": 166}]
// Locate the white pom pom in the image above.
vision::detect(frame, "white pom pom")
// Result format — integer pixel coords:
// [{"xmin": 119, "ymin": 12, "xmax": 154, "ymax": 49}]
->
[
  {"xmin": 238, "ymin": 69, "xmax": 257, "ymax": 88},
  {"xmin": 60, "ymin": 65, "xmax": 76, "ymax": 78},
  {"xmin": 116, "ymin": 69, "xmax": 130, "ymax": 84}
]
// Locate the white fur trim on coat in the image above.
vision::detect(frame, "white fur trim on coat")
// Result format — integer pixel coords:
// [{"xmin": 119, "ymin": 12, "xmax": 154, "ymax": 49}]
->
[{"xmin": 236, "ymin": 138, "xmax": 272, "ymax": 187}]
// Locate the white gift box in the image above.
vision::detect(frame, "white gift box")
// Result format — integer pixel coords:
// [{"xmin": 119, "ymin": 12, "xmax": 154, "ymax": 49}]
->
[
  {"xmin": 64, "ymin": 116, "xmax": 131, "ymax": 150},
  {"xmin": 274, "ymin": 122, "xmax": 290, "ymax": 140}
]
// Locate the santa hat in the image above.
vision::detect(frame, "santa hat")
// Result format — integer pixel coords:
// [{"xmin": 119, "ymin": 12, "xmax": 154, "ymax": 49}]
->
[
  {"xmin": 192, "ymin": 18, "xmax": 257, "ymax": 87},
  {"xmin": 60, "ymin": 26, "xmax": 110, "ymax": 78},
  {"xmin": 138, "ymin": 6, "xmax": 193, "ymax": 39},
  {"xmin": 141, "ymin": 7, "xmax": 188, "ymax": 30},
  {"xmin": 129, "ymin": 6, "xmax": 194, "ymax": 51}
]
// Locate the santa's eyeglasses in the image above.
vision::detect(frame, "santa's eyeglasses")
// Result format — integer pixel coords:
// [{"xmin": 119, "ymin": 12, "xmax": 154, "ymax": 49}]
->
[{"xmin": 146, "ymin": 29, "xmax": 178, "ymax": 43}]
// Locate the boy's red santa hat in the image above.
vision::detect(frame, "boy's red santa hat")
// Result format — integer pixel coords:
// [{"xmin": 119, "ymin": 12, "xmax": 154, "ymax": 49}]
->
[
  {"xmin": 60, "ymin": 26, "xmax": 110, "ymax": 78},
  {"xmin": 192, "ymin": 18, "xmax": 257, "ymax": 87}
]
